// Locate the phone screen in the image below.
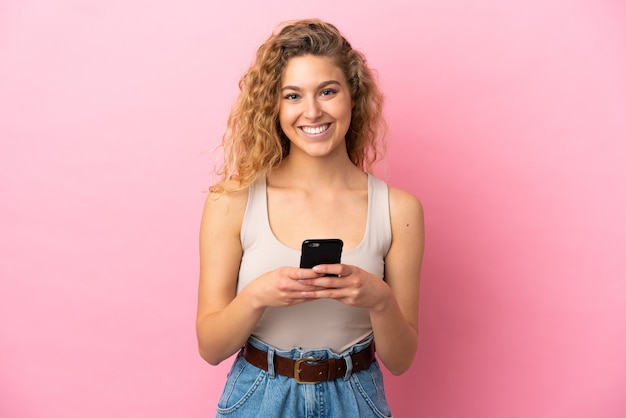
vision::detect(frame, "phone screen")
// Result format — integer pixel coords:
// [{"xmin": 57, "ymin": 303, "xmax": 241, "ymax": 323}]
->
[{"xmin": 299, "ymin": 239, "xmax": 343, "ymax": 269}]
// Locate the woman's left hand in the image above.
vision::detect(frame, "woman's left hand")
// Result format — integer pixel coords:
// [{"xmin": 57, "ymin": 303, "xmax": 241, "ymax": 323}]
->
[{"xmin": 297, "ymin": 264, "xmax": 391, "ymax": 312}]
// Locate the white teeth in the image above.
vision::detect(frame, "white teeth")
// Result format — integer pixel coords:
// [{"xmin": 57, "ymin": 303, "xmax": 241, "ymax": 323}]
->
[{"xmin": 302, "ymin": 124, "xmax": 329, "ymax": 135}]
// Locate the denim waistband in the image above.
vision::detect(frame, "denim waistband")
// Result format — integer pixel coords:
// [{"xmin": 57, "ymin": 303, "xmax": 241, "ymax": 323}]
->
[{"xmin": 245, "ymin": 334, "xmax": 375, "ymax": 381}]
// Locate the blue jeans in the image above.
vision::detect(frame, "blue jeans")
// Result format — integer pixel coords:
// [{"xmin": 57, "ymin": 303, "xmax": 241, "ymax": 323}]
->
[{"xmin": 215, "ymin": 336, "xmax": 393, "ymax": 418}]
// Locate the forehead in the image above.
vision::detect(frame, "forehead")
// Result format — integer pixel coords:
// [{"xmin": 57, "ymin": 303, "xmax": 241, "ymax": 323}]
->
[{"xmin": 281, "ymin": 55, "xmax": 346, "ymax": 86}]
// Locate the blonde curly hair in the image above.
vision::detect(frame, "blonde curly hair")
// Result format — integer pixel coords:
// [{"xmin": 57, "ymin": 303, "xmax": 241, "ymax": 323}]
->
[{"xmin": 211, "ymin": 19, "xmax": 386, "ymax": 193}]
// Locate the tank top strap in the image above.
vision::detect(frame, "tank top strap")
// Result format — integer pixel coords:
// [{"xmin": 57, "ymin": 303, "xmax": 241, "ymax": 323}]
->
[
  {"xmin": 364, "ymin": 174, "xmax": 392, "ymax": 257},
  {"xmin": 240, "ymin": 176, "xmax": 272, "ymax": 250}
]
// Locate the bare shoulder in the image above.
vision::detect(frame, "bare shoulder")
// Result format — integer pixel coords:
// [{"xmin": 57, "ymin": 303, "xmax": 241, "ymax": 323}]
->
[
  {"xmin": 388, "ymin": 186, "xmax": 424, "ymax": 228},
  {"xmin": 385, "ymin": 186, "xmax": 424, "ymax": 295},
  {"xmin": 201, "ymin": 181, "xmax": 249, "ymax": 238},
  {"xmin": 387, "ymin": 185, "xmax": 425, "ymax": 262}
]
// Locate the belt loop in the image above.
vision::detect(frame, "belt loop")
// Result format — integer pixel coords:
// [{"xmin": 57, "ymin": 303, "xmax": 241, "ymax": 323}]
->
[
  {"xmin": 267, "ymin": 347, "xmax": 276, "ymax": 378},
  {"xmin": 342, "ymin": 353, "xmax": 353, "ymax": 380}
]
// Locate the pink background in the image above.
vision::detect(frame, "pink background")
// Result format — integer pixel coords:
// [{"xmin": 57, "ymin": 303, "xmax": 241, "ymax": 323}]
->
[{"xmin": 1, "ymin": 0, "xmax": 625, "ymax": 417}]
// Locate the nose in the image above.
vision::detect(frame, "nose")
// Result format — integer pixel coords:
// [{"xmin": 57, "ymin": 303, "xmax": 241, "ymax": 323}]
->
[{"xmin": 303, "ymin": 97, "xmax": 322, "ymax": 120}]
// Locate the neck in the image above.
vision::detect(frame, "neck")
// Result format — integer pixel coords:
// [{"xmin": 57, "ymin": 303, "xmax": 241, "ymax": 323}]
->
[{"xmin": 270, "ymin": 150, "xmax": 364, "ymax": 190}]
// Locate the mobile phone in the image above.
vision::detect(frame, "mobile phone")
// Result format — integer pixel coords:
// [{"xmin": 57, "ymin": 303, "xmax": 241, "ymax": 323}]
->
[{"xmin": 299, "ymin": 239, "xmax": 343, "ymax": 270}]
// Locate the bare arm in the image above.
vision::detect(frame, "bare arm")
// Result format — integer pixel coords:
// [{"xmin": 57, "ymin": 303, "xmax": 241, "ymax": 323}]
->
[
  {"xmin": 196, "ymin": 189, "xmax": 262, "ymax": 365},
  {"xmin": 196, "ymin": 188, "xmax": 324, "ymax": 365},
  {"xmin": 368, "ymin": 187, "xmax": 424, "ymax": 375}
]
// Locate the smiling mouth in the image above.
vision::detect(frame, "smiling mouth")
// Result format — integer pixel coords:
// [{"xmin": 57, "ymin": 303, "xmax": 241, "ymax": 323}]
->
[{"xmin": 300, "ymin": 124, "xmax": 330, "ymax": 135}]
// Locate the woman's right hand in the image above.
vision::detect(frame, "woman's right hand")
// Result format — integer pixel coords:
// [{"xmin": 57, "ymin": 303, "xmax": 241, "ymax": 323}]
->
[{"xmin": 243, "ymin": 267, "xmax": 326, "ymax": 309}]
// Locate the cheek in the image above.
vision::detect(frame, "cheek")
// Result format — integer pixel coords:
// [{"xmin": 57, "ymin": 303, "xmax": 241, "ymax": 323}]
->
[
  {"xmin": 337, "ymin": 98, "xmax": 353, "ymax": 121},
  {"xmin": 278, "ymin": 106, "xmax": 297, "ymax": 130},
  {"xmin": 340, "ymin": 107, "xmax": 353, "ymax": 126},
  {"xmin": 277, "ymin": 116, "xmax": 295, "ymax": 140},
  {"xmin": 277, "ymin": 113, "xmax": 288, "ymax": 132}
]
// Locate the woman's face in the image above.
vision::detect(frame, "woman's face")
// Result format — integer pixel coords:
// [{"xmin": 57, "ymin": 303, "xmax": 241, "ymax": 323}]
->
[{"xmin": 278, "ymin": 54, "xmax": 352, "ymax": 159}]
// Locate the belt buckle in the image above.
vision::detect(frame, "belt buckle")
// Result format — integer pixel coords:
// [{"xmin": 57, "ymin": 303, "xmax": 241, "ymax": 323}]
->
[{"xmin": 294, "ymin": 357, "xmax": 321, "ymax": 384}]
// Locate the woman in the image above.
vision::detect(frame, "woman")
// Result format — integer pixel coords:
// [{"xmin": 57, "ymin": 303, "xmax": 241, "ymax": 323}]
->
[{"xmin": 197, "ymin": 19, "xmax": 424, "ymax": 417}]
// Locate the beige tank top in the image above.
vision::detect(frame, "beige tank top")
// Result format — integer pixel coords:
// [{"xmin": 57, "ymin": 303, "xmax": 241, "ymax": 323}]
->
[{"xmin": 237, "ymin": 173, "xmax": 392, "ymax": 353}]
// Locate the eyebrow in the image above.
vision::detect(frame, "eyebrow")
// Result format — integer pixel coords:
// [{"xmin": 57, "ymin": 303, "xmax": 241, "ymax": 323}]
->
[{"xmin": 281, "ymin": 80, "xmax": 342, "ymax": 92}]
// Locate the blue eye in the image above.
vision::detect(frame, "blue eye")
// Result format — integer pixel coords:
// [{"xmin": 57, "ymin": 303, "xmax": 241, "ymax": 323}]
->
[
  {"xmin": 321, "ymin": 89, "xmax": 336, "ymax": 96},
  {"xmin": 284, "ymin": 93, "xmax": 299, "ymax": 100}
]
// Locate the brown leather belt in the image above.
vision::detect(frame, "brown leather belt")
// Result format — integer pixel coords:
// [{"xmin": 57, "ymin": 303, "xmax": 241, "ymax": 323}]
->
[{"xmin": 242, "ymin": 341, "xmax": 376, "ymax": 384}]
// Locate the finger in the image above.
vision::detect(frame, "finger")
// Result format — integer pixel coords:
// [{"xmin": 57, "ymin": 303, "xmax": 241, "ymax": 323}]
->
[
  {"xmin": 297, "ymin": 278, "xmax": 327, "ymax": 288},
  {"xmin": 278, "ymin": 277, "xmax": 324, "ymax": 293},
  {"xmin": 300, "ymin": 277, "xmax": 344, "ymax": 289},
  {"xmin": 297, "ymin": 283, "xmax": 328, "ymax": 292},
  {"xmin": 312, "ymin": 264, "xmax": 350, "ymax": 277},
  {"xmin": 301, "ymin": 288, "xmax": 349, "ymax": 301},
  {"xmin": 301, "ymin": 289, "xmax": 332, "ymax": 299},
  {"xmin": 292, "ymin": 268, "xmax": 326, "ymax": 280}
]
